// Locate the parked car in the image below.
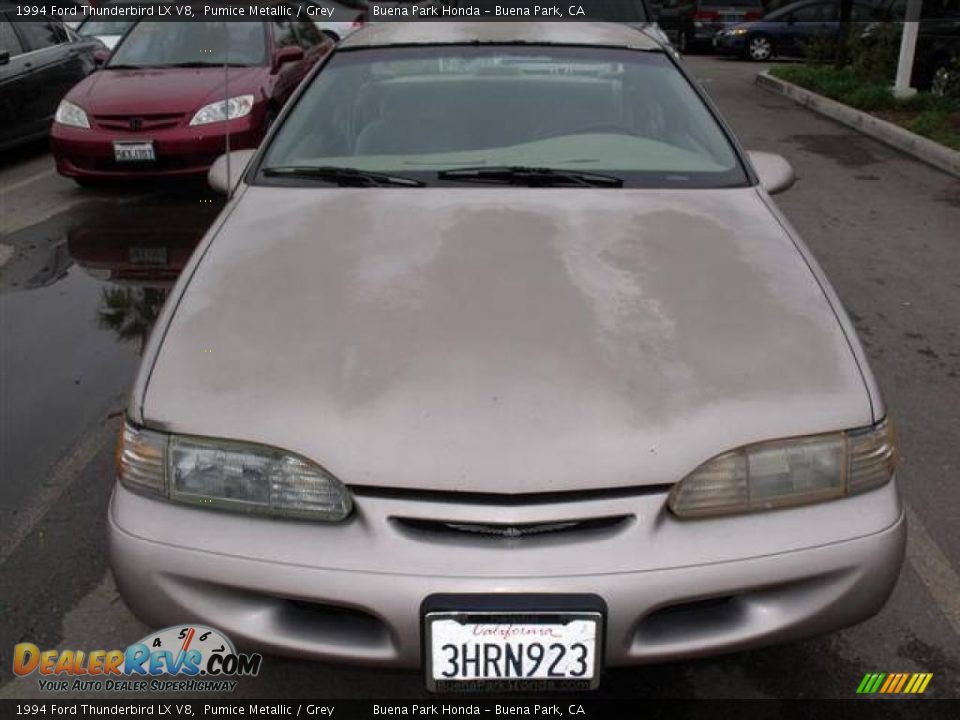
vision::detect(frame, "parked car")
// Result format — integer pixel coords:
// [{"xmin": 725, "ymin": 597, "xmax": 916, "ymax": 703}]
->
[
  {"xmin": 109, "ymin": 22, "xmax": 904, "ymax": 690},
  {"xmin": 54, "ymin": 0, "xmax": 87, "ymax": 28},
  {"xmin": 871, "ymin": 0, "xmax": 960, "ymax": 88},
  {"xmin": 50, "ymin": 13, "xmax": 333, "ymax": 183},
  {"xmin": 301, "ymin": 0, "xmax": 367, "ymax": 41},
  {"xmin": 0, "ymin": 11, "xmax": 102, "ymax": 151},
  {"xmin": 715, "ymin": 0, "xmax": 875, "ymax": 60},
  {"xmin": 657, "ymin": 0, "xmax": 765, "ymax": 52}
]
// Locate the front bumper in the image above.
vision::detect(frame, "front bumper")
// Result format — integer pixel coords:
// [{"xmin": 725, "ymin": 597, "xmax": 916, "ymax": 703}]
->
[
  {"xmin": 109, "ymin": 481, "xmax": 905, "ymax": 668},
  {"xmin": 50, "ymin": 114, "xmax": 263, "ymax": 180}
]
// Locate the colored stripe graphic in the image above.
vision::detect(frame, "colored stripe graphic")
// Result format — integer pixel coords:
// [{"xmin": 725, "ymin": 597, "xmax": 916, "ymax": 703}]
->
[
  {"xmin": 857, "ymin": 672, "xmax": 933, "ymax": 694},
  {"xmin": 893, "ymin": 673, "xmax": 910, "ymax": 693},
  {"xmin": 879, "ymin": 674, "xmax": 897, "ymax": 693}
]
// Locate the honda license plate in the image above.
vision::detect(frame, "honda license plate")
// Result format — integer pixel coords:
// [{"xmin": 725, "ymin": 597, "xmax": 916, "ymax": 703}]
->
[
  {"xmin": 425, "ymin": 611, "xmax": 601, "ymax": 692},
  {"xmin": 113, "ymin": 141, "xmax": 155, "ymax": 162}
]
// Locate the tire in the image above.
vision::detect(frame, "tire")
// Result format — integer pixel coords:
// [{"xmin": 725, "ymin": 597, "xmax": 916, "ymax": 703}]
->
[{"xmin": 746, "ymin": 34, "xmax": 774, "ymax": 62}]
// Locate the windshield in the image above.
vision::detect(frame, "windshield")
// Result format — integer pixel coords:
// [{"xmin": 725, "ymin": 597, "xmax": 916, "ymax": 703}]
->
[
  {"xmin": 260, "ymin": 45, "xmax": 746, "ymax": 188},
  {"xmin": 108, "ymin": 21, "xmax": 267, "ymax": 68}
]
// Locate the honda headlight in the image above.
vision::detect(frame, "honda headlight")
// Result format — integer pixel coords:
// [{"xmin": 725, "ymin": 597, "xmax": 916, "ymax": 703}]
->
[
  {"xmin": 117, "ymin": 422, "xmax": 352, "ymax": 521},
  {"xmin": 189, "ymin": 95, "xmax": 255, "ymax": 126},
  {"xmin": 54, "ymin": 100, "xmax": 90, "ymax": 129},
  {"xmin": 668, "ymin": 419, "xmax": 896, "ymax": 518}
]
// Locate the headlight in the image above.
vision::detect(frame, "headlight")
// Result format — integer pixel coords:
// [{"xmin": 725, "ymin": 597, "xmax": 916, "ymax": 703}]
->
[
  {"xmin": 733, "ymin": 28, "xmax": 748, "ymax": 35},
  {"xmin": 54, "ymin": 100, "xmax": 90, "ymax": 129},
  {"xmin": 188, "ymin": 95, "xmax": 255, "ymax": 126},
  {"xmin": 117, "ymin": 421, "xmax": 353, "ymax": 521},
  {"xmin": 668, "ymin": 419, "xmax": 896, "ymax": 519}
]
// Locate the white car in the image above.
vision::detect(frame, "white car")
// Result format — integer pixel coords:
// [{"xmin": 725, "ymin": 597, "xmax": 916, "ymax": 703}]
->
[
  {"xmin": 75, "ymin": 18, "xmax": 132, "ymax": 50},
  {"xmin": 305, "ymin": 0, "xmax": 367, "ymax": 41}
]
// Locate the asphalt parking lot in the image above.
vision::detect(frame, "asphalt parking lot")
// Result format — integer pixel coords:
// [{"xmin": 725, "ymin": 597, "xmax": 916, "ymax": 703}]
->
[{"xmin": 1, "ymin": 54, "xmax": 959, "ymax": 701}]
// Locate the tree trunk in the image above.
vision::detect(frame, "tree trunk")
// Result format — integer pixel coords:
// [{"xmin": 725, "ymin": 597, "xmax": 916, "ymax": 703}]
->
[{"xmin": 834, "ymin": 0, "xmax": 855, "ymax": 69}]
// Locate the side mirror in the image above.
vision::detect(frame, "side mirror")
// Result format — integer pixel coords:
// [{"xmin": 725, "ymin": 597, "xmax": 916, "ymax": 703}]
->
[
  {"xmin": 208, "ymin": 149, "xmax": 258, "ymax": 195},
  {"xmin": 0, "ymin": 51, "xmax": 10, "ymax": 67},
  {"xmin": 93, "ymin": 48, "xmax": 110, "ymax": 66},
  {"xmin": 748, "ymin": 151, "xmax": 795, "ymax": 195},
  {"xmin": 272, "ymin": 45, "xmax": 304, "ymax": 73}
]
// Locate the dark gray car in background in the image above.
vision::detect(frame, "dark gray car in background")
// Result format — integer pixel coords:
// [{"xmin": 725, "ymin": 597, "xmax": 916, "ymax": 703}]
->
[{"xmin": 0, "ymin": 10, "xmax": 102, "ymax": 151}]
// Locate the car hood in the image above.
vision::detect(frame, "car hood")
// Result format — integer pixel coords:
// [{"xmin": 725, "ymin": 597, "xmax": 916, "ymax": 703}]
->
[
  {"xmin": 142, "ymin": 186, "xmax": 872, "ymax": 494},
  {"xmin": 69, "ymin": 66, "xmax": 264, "ymax": 115}
]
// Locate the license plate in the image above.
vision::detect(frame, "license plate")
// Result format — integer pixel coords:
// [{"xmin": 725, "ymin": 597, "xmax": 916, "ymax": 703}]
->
[
  {"xmin": 129, "ymin": 246, "xmax": 167, "ymax": 265},
  {"xmin": 425, "ymin": 612, "xmax": 601, "ymax": 692},
  {"xmin": 113, "ymin": 141, "xmax": 155, "ymax": 162}
]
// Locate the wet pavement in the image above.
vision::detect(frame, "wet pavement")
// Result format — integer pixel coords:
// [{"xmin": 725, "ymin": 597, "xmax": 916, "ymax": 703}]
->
[
  {"xmin": 0, "ymin": 170, "xmax": 223, "ymax": 540},
  {"xmin": 1, "ymin": 56, "xmax": 959, "ymax": 701}
]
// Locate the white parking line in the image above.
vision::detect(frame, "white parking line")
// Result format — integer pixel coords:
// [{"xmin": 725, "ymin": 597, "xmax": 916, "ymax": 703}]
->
[
  {"xmin": 905, "ymin": 505, "xmax": 960, "ymax": 636},
  {"xmin": 0, "ymin": 168, "xmax": 55, "ymax": 195},
  {"xmin": 0, "ymin": 413, "xmax": 121, "ymax": 567}
]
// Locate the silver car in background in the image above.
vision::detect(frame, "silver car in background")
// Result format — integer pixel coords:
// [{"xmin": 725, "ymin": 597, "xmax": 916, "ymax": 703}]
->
[{"xmin": 110, "ymin": 22, "xmax": 905, "ymax": 691}]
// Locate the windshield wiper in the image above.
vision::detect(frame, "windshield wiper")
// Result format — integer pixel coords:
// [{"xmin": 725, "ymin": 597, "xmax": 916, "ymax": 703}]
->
[
  {"xmin": 437, "ymin": 166, "xmax": 623, "ymax": 188},
  {"xmin": 261, "ymin": 166, "xmax": 425, "ymax": 188}
]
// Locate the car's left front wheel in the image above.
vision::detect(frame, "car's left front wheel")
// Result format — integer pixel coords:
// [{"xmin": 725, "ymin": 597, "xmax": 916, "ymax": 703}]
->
[{"xmin": 746, "ymin": 34, "xmax": 774, "ymax": 61}]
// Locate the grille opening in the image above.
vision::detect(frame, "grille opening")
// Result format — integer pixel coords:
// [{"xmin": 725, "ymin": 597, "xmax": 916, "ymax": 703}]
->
[
  {"xmin": 279, "ymin": 600, "xmax": 391, "ymax": 649},
  {"xmin": 175, "ymin": 577, "xmax": 394, "ymax": 652},
  {"xmin": 393, "ymin": 515, "xmax": 631, "ymax": 542},
  {"xmin": 635, "ymin": 595, "xmax": 744, "ymax": 645}
]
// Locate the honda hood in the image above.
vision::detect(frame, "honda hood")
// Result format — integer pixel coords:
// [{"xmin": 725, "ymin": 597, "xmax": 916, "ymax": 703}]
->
[{"xmin": 68, "ymin": 66, "xmax": 264, "ymax": 116}]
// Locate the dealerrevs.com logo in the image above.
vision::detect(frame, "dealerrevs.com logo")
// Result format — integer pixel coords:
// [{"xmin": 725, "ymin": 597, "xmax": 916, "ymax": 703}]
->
[{"xmin": 13, "ymin": 625, "xmax": 262, "ymax": 692}]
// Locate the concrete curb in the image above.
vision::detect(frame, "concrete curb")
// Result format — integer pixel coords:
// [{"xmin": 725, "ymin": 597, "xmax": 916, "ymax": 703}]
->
[{"xmin": 756, "ymin": 70, "xmax": 960, "ymax": 179}]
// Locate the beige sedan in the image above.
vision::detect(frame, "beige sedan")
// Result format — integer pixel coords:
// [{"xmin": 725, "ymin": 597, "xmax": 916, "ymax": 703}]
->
[{"xmin": 110, "ymin": 22, "xmax": 904, "ymax": 692}]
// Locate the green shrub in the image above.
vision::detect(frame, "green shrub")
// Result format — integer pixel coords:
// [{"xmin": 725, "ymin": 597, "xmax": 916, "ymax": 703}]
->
[
  {"xmin": 846, "ymin": 83, "xmax": 895, "ymax": 110},
  {"xmin": 801, "ymin": 34, "xmax": 838, "ymax": 66},
  {"xmin": 904, "ymin": 110, "xmax": 960, "ymax": 150},
  {"xmin": 771, "ymin": 65, "xmax": 893, "ymax": 110},
  {"xmin": 932, "ymin": 55, "xmax": 960, "ymax": 102},
  {"xmin": 848, "ymin": 23, "xmax": 901, "ymax": 84}
]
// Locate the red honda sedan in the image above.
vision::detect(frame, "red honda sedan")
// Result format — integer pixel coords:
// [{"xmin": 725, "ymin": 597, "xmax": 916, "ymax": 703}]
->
[{"xmin": 51, "ymin": 18, "xmax": 332, "ymax": 183}]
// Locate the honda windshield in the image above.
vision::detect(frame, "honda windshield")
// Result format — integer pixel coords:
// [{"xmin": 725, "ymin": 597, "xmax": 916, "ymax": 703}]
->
[{"xmin": 108, "ymin": 21, "xmax": 267, "ymax": 69}]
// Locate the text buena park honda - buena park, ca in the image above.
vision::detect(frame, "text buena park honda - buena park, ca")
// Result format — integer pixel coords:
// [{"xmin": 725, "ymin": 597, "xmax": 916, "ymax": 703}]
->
[
  {"xmin": 372, "ymin": 5, "xmax": 589, "ymax": 18},
  {"xmin": 373, "ymin": 707, "xmax": 586, "ymax": 716}
]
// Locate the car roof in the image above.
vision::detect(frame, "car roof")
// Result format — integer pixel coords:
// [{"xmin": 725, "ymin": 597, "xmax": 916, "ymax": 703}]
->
[{"xmin": 339, "ymin": 21, "xmax": 663, "ymax": 52}]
